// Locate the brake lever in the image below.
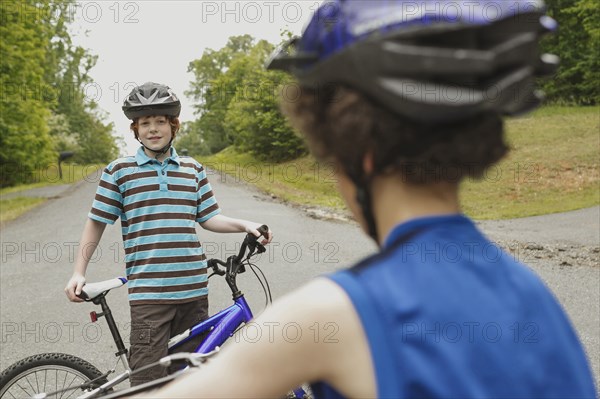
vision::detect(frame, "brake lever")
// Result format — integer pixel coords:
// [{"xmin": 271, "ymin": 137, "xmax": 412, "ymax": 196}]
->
[
  {"xmin": 208, "ymin": 259, "xmax": 225, "ymax": 276},
  {"xmin": 247, "ymin": 225, "xmax": 268, "ymax": 256},
  {"xmin": 257, "ymin": 243, "xmax": 266, "ymax": 254},
  {"xmin": 212, "ymin": 268, "xmax": 225, "ymax": 276}
]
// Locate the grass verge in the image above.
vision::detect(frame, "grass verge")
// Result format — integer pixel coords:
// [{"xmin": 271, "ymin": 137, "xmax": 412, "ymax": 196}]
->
[
  {"xmin": 461, "ymin": 106, "xmax": 599, "ymax": 219},
  {"xmin": 0, "ymin": 164, "xmax": 102, "ymax": 223},
  {"xmin": 0, "ymin": 197, "xmax": 47, "ymax": 224},
  {"xmin": 201, "ymin": 106, "xmax": 599, "ymax": 220},
  {"xmin": 205, "ymin": 151, "xmax": 345, "ymax": 209}
]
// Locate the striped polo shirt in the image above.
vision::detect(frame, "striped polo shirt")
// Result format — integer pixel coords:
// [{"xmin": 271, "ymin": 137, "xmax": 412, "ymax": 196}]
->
[{"xmin": 88, "ymin": 147, "xmax": 220, "ymax": 305}]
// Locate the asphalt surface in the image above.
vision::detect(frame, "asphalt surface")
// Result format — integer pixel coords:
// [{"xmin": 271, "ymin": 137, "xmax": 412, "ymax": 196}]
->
[
  {"xmin": 477, "ymin": 207, "xmax": 600, "ymax": 247},
  {"xmin": 1, "ymin": 175, "xmax": 598, "ymax": 390}
]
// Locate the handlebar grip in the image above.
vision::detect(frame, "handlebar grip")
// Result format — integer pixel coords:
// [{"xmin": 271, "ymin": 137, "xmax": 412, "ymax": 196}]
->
[
  {"xmin": 247, "ymin": 225, "xmax": 269, "ymax": 243},
  {"xmin": 257, "ymin": 225, "xmax": 269, "ymax": 237}
]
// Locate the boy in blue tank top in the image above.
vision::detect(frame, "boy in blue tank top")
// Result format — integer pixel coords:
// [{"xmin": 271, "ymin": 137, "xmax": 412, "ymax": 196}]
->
[{"xmin": 142, "ymin": 1, "xmax": 597, "ymax": 398}]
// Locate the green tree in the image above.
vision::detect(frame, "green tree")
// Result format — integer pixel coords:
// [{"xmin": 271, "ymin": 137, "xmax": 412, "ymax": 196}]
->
[
  {"xmin": 541, "ymin": 0, "xmax": 600, "ymax": 104},
  {"xmin": 0, "ymin": 1, "xmax": 56, "ymax": 186},
  {"xmin": 186, "ymin": 35, "xmax": 306, "ymax": 161},
  {"xmin": 0, "ymin": 0, "xmax": 118, "ymax": 187},
  {"xmin": 186, "ymin": 35, "xmax": 255, "ymax": 153},
  {"xmin": 54, "ymin": 49, "xmax": 117, "ymax": 164},
  {"xmin": 47, "ymin": 112, "xmax": 76, "ymax": 152},
  {"xmin": 48, "ymin": 9, "xmax": 117, "ymax": 164},
  {"xmin": 225, "ymin": 41, "xmax": 306, "ymax": 161},
  {"xmin": 175, "ymin": 120, "xmax": 210, "ymax": 157}
]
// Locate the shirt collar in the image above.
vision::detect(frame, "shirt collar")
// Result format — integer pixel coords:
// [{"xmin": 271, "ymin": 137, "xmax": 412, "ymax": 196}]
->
[
  {"xmin": 383, "ymin": 214, "xmax": 472, "ymax": 249},
  {"xmin": 135, "ymin": 146, "xmax": 181, "ymax": 166}
]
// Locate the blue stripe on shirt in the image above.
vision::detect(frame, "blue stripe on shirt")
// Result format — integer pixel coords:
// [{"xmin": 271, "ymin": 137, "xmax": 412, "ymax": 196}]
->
[
  {"xmin": 123, "ymin": 234, "xmax": 200, "ymax": 248},
  {"xmin": 127, "ymin": 262, "xmax": 208, "ymax": 276},
  {"xmin": 128, "ymin": 288, "xmax": 209, "ymax": 301}
]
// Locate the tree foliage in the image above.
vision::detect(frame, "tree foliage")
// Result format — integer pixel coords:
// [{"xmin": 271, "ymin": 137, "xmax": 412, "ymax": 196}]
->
[
  {"xmin": 185, "ymin": 35, "xmax": 306, "ymax": 161},
  {"xmin": 1, "ymin": 1, "xmax": 55, "ymax": 186},
  {"xmin": 224, "ymin": 41, "xmax": 305, "ymax": 161},
  {"xmin": 185, "ymin": 35, "xmax": 255, "ymax": 154},
  {"xmin": 541, "ymin": 0, "xmax": 600, "ymax": 104},
  {"xmin": 0, "ymin": 0, "xmax": 118, "ymax": 187},
  {"xmin": 176, "ymin": 120, "xmax": 210, "ymax": 156}
]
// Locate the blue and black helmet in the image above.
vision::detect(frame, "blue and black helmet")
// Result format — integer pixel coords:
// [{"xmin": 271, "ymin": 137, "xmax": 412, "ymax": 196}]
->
[{"xmin": 267, "ymin": 0, "xmax": 558, "ymax": 123}]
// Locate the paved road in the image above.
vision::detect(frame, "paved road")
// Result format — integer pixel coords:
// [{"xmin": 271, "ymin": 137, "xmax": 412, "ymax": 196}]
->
[
  {"xmin": 477, "ymin": 206, "xmax": 600, "ymax": 247},
  {"xmin": 1, "ymin": 174, "xmax": 598, "ymax": 389}
]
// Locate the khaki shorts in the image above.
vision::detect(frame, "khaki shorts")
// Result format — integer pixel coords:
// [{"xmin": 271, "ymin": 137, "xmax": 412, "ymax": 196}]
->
[{"xmin": 128, "ymin": 296, "xmax": 208, "ymax": 386}]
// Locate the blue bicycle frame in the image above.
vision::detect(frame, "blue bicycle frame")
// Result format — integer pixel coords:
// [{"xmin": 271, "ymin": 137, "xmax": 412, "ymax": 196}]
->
[{"xmin": 168, "ymin": 296, "xmax": 253, "ymax": 354}]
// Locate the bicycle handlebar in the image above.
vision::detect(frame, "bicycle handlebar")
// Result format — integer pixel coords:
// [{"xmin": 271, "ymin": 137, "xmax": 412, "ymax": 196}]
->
[
  {"xmin": 208, "ymin": 225, "xmax": 268, "ymax": 278},
  {"xmin": 236, "ymin": 224, "xmax": 269, "ymax": 261}
]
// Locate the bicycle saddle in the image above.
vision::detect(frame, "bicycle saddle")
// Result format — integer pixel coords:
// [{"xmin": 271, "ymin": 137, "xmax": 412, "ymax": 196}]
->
[{"xmin": 80, "ymin": 277, "xmax": 127, "ymax": 300}]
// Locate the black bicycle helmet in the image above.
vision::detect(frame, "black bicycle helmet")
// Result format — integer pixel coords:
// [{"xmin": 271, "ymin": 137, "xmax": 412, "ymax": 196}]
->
[
  {"xmin": 267, "ymin": 0, "xmax": 559, "ymax": 124},
  {"xmin": 122, "ymin": 82, "xmax": 181, "ymax": 120}
]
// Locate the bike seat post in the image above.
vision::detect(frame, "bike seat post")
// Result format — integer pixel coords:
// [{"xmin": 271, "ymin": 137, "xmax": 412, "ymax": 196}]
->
[{"xmin": 96, "ymin": 295, "xmax": 128, "ymax": 359}]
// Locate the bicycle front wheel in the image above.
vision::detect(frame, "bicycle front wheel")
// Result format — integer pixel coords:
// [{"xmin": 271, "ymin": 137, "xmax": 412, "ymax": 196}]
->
[{"xmin": 0, "ymin": 353, "xmax": 106, "ymax": 399}]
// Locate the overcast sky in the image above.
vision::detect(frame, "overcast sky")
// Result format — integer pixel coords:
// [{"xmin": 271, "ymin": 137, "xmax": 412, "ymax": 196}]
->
[{"xmin": 70, "ymin": 1, "xmax": 324, "ymax": 155}]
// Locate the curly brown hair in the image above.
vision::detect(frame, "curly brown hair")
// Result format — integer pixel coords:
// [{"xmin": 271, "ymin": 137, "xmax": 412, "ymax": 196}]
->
[{"xmin": 280, "ymin": 85, "xmax": 509, "ymax": 184}]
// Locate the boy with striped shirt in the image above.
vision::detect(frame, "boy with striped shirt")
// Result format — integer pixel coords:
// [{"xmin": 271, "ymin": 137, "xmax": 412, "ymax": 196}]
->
[{"xmin": 64, "ymin": 82, "xmax": 272, "ymax": 386}]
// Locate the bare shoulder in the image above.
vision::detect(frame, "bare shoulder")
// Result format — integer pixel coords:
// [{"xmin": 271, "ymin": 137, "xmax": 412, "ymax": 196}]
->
[
  {"xmin": 268, "ymin": 277, "xmax": 377, "ymax": 397},
  {"xmin": 264, "ymin": 277, "xmax": 361, "ymax": 340},
  {"xmin": 283, "ymin": 277, "xmax": 354, "ymax": 316}
]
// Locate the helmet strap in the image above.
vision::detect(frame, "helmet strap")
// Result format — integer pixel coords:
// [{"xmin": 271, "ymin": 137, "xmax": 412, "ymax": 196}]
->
[
  {"xmin": 351, "ymin": 173, "xmax": 379, "ymax": 246},
  {"xmin": 138, "ymin": 136, "xmax": 174, "ymax": 159}
]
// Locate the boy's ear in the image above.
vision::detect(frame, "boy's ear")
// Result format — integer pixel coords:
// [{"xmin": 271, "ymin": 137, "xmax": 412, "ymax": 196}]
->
[
  {"xmin": 130, "ymin": 120, "xmax": 139, "ymax": 140},
  {"xmin": 362, "ymin": 151, "xmax": 374, "ymax": 175}
]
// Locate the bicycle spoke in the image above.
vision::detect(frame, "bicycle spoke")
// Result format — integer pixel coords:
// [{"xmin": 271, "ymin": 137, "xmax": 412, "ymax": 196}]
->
[
  {"xmin": 34, "ymin": 370, "xmax": 40, "ymax": 394},
  {"xmin": 43, "ymin": 369, "xmax": 48, "ymax": 395},
  {"xmin": 14, "ymin": 379, "xmax": 33, "ymax": 396},
  {"xmin": 64, "ymin": 385, "xmax": 80, "ymax": 399},
  {"xmin": 25, "ymin": 374, "xmax": 37, "ymax": 394},
  {"xmin": 60, "ymin": 369, "xmax": 69, "ymax": 398},
  {"xmin": 62, "ymin": 374, "xmax": 81, "ymax": 399}
]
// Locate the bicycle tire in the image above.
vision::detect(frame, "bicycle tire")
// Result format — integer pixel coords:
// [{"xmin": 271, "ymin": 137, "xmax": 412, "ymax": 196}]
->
[{"xmin": 0, "ymin": 353, "xmax": 106, "ymax": 399}]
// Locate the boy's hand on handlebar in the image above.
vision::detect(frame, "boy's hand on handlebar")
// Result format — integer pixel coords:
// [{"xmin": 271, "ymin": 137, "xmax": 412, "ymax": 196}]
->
[
  {"xmin": 64, "ymin": 273, "xmax": 86, "ymax": 303},
  {"xmin": 245, "ymin": 223, "xmax": 273, "ymax": 245}
]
